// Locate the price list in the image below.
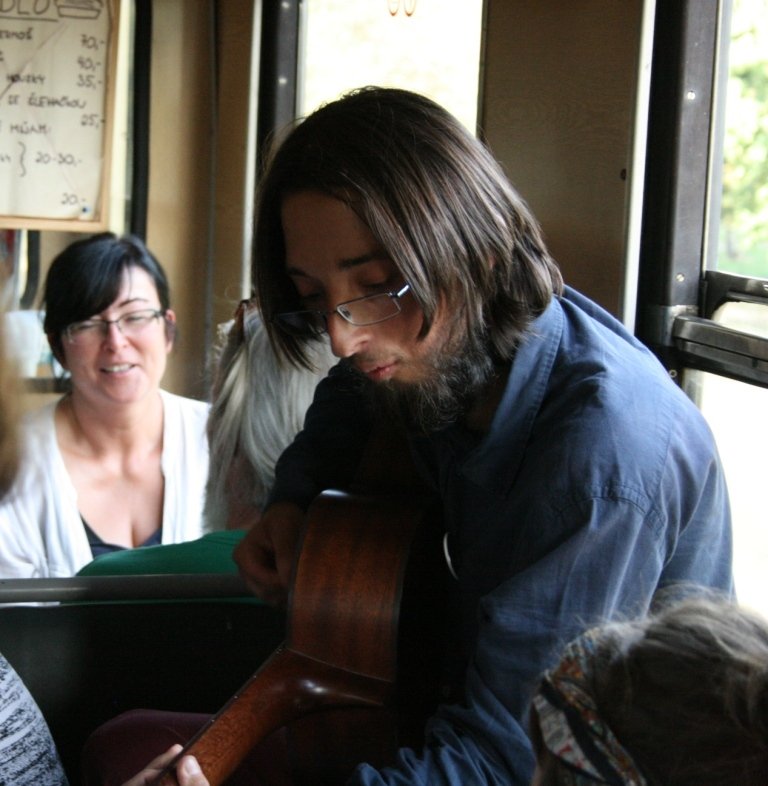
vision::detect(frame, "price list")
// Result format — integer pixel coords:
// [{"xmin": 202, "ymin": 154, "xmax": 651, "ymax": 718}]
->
[{"xmin": 0, "ymin": 1, "xmax": 116, "ymax": 225}]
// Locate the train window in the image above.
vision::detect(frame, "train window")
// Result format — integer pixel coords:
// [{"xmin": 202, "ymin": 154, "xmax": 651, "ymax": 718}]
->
[
  {"xmin": 296, "ymin": 0, "xmax": 485, "ymax": 132},
  {"xmin": 711, "ymin": 0, "xmax": 768, "ymax": 282},
  {"xmin": 691, "ymin": 0, "xmax": 768, "ymax": 618},
  {"xmin": 638, "ymin": 0, "xmax": 768, "ymax": 616},
  {"xmin": 639, "ymin": 0, "xmax": 768, "ymax": 616},
  {"xmin": 682, "ymin": 367, "xmax": 767, "ymax": 616}
]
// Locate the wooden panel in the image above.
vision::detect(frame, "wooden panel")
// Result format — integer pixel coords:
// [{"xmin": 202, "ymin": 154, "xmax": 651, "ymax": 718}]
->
[
  {"xmin": 480, "ymin": 0, "xmax": 646, "ymax": 316},
  {"xmin": 145, "ymin": 0, "xmax": 214, "ymax": 399},
  {"xmin": 211, "ymin": 0, "xmax": 258, "ymax": 329}
]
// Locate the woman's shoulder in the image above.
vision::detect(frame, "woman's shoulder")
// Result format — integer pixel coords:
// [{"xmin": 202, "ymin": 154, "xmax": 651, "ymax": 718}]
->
[
  {"xmin": 159, "ymin": 389, "xmax": 210, "ymax": 419},
  {"xmin": 19, "ymin": 400, "xmax": 59, "ymax": 450},
  {"xmin": 3, "ymin": 401, "xmax": 69, "ymax": 508},
  {"xmin": 21, "ymin": 398, "xmax": 58, "ymax": 424},
  {"xmin": 159, "ymin": 391, "xmax": 210, "ymax": 462}
]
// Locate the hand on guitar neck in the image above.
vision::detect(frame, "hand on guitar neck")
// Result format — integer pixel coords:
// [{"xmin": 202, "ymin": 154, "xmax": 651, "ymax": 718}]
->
[
  {"xmin": 124, "ymin": 745, "xmax": 209, "ymax": 786},
  {"xmin": 145, "ymin": 423, "xmax": 439, "ymax": 786},
  {"xmin": 146, "ymin": 485, "xmax": 443, "ymax": 786}
]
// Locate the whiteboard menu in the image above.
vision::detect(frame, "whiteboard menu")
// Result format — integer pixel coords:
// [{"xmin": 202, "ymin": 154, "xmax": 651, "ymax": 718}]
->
[{"xmin": 0, "ymin": 0, "xmax": 119, "ymax": 230}]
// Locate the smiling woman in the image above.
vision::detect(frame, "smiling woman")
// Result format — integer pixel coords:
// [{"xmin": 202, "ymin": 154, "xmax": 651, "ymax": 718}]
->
[{"xmin": 0, "ymin": 233, "xmax": 210, "ymax": 578}]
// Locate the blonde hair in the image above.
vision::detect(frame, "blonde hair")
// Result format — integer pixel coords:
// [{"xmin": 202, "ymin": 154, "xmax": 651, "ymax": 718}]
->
[{"xmin": 203, "ymin": 305, "xmax": 335, "ymax": 530}]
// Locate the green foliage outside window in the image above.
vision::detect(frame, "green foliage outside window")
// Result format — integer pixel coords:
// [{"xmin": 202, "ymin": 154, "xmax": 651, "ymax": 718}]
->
[{"xmin": 717, "ymin": 0, "xmax": 768, "ymax": 278}]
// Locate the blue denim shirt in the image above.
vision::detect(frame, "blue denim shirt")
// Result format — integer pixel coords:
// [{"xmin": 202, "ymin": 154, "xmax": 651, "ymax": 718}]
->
[{"xmin": 269, "ymin": 287, "xmax": 733, "ymax": 786}]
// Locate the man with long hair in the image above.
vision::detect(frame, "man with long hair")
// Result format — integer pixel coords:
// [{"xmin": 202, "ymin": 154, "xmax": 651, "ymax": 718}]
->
[
  {"xmin": 85, "ymin": 87, "xmax": 733, "ymax": 786},
  {"xmin": 233, "ymin": 87, "xmax": 733, "ymax": 785}
]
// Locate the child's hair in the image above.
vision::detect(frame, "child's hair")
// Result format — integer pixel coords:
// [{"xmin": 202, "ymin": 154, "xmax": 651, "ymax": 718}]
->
[
  {"xmin": 203, "ymin": 301, "xmax": 335, "ymax": 530},
  {"xmin": 532, "ymin": 595, "xmax": 768, "ymax": 785}
]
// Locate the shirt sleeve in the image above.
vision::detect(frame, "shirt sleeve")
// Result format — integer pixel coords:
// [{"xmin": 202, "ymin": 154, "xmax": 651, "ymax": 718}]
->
[
  {"xmin": 0, "ymin": 499, "xmax": 43, "ymax": 578},
  {"xmin": 347, "ymin": 486, "xmax": 727, "ymax": 786},
  {"xmin": 0, "ymin": 654, "xmax": 69, "ymax": 785},
  {"xmin": 267, "ymin": 363, "xmax": 374, "ymax": 511}
]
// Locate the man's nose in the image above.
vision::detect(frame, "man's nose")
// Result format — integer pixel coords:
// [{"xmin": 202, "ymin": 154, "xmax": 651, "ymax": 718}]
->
[{"xmin": 325, "ymin": 315, "xmax": 369, "ymax": 358}]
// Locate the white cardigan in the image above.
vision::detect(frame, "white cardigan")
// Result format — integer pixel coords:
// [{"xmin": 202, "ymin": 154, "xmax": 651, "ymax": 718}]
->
[{"xmin": 0, "ymin": 390, "xmax": 210, "ymax": 578}]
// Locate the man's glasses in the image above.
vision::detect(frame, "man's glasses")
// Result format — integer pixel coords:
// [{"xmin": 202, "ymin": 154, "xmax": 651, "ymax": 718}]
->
[
  {"xmin": 64, "ymin": 309, "xmax": 166, "ymax": 345},
  {"xmin": 273, "ymin": 284, "xmax": 410, "ymax": 338}
]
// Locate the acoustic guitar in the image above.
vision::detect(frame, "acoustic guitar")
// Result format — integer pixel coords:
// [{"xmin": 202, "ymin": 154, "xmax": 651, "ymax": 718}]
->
[{"xmin": 154, "ymin": 425, "xmax": 448, "ymax": 785}]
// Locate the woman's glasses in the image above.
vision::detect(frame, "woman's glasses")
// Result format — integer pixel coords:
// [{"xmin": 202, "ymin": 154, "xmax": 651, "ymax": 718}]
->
[{"xmin": 64, "ymin": 309, "xmax": 165, "ymax": 345}]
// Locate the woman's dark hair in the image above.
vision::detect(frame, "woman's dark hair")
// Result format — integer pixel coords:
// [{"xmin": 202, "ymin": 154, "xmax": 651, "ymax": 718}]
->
[
  {"xmin": 253, "ymin": 86, "xmax": 563, "ymax": 369},
  {"xmin": 42, "ymin": 232, "xmax": 171, "ymax": 362}
]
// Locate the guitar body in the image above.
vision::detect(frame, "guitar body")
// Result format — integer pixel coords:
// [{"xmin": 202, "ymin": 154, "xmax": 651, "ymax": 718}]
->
[
  {"xmin": 287, "ymin": 489, "xmax": 446, "ymax": 784},
  {"xmin": 154, "ymin": 486, "xmax": 447, "ymax": 786}
]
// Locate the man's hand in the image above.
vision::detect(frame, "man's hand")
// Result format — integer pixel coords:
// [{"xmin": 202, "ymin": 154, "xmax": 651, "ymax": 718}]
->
[
  {"xmin": 234, "ymin": 501, "xmax": 305, "ymax": 606},
  {"xmin": 121, "ymin": 745, "xmax": 209, "ymax": 786}
]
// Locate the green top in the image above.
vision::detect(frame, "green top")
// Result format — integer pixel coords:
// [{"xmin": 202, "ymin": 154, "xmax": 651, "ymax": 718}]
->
[
  {"xmin": 74, "ymin": 530, "xmax": 266, "ymax": 605},
  {"xmin": 77, "ymin": 530, "xmax": 246, "ymax": 577}
]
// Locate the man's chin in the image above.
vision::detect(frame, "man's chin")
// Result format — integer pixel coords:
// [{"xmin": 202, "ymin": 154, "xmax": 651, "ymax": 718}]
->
[
  {"xmin": 341, "ymin": 342, "xmax": 495, "ymax": 433},
  {"xmin": 375, "ymin": 362, "xmax": 493, "ymax": 434}
]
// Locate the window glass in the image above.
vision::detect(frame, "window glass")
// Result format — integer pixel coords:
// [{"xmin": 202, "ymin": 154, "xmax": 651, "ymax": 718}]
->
[
  {"xmin": 690, "ymin": 0, "xmax": 768, "ymax": 618},
  {"xmin": 714, "ymin": 300, "xmax": 768, "ymax": 339},
  {"xmin": 684, "ymin": 368, "xmax": 768, "ymax": 617},
  {"xmin": 714, "ymin": 0, "xmax": 768, "ymax": 278},
  {"xmin": 298, "ymin": 0, "xmax": 484, "ymax": 133}
]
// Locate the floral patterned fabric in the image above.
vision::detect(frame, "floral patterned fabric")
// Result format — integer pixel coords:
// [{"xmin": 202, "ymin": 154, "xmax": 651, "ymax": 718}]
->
[{"xmin": 533, "ymin": 631, "xmax": 647, "ymax": 786}]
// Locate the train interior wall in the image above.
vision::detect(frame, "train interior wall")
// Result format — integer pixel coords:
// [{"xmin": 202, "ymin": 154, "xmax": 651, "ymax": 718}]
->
[
  {"xmin": 26, "ymin": 0, "xmax": 647, "ymax": 405},
  {"xmin": 4, "ymin": 2, "xmax": 653, "ymax": 781}
]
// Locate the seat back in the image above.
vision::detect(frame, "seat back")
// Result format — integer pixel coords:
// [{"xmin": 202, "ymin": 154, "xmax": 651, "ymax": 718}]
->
[{"xmin": 0, "ymin": 578, "xmax": 284, "ymax": 784}]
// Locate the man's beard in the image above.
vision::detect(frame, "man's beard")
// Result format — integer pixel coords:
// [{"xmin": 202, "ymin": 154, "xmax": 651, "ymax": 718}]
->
[{"xmin": 344, "ymin": 332, "xmax": 496, "ymax": 434}]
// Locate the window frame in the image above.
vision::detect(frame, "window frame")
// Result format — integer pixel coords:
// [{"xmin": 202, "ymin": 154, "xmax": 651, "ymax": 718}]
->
[{"xmin": 635, "ymin": 0, "xmax": 768, "ymax": 390}]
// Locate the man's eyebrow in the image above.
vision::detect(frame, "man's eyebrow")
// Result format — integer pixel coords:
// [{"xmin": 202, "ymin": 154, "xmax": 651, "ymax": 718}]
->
[
  {"xmin": 338, "ymin": 250, "xmax": 389, "ymax": 270},
  {"xmin": 285, "ymin": 250, "xmax": 390, "ymax": 278}
]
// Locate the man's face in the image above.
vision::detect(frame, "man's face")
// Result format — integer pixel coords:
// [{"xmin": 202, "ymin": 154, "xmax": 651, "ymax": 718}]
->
[
  {"xmin": 281, "ymin": 190, "xmax": 451, "ymax": 386},
  {"xmin": 281, "ymin": 190, "xmax": 495, "ymax": 430}
]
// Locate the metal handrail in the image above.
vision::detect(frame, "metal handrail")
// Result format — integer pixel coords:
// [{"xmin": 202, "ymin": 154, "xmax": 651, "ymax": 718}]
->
[{"xmin": 0, "ymin": 573, "xmax": 252, "ymax": 604}]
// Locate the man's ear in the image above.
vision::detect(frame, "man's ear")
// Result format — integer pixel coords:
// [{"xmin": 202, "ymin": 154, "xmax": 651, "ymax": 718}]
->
[{"xmin": 164, "ymin": 309, "xmax": 177, "ymax": 347}]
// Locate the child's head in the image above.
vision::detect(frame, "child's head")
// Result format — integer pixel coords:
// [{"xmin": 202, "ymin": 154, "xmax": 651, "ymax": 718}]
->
[
  {"xmin": 203, "ymin": 300, "xmax": 335, "ymax": 530},
  {"xmin": 531, "ymin": 596, "xmax": 768, "ymax": 785}
]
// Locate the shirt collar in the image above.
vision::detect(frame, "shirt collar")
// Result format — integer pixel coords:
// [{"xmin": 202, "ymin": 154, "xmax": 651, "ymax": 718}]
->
[{"xmin": 460, "ymin": 294, "xmax": 564, "ymax": 496}]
